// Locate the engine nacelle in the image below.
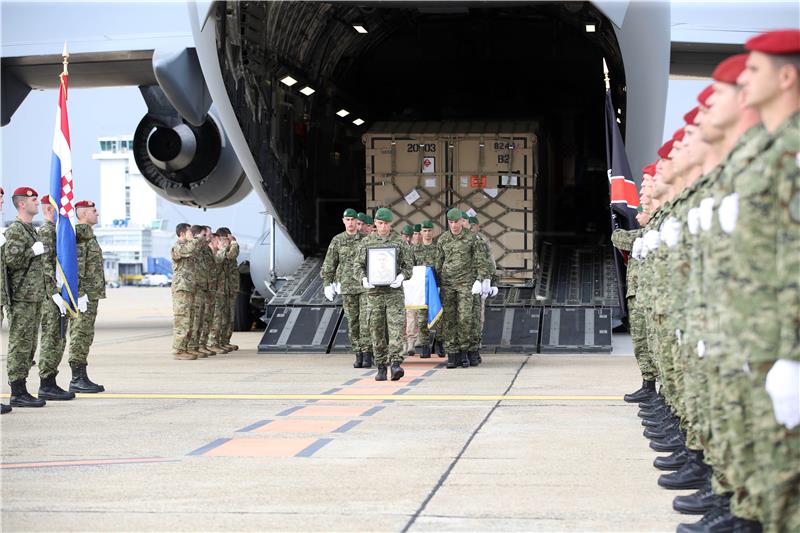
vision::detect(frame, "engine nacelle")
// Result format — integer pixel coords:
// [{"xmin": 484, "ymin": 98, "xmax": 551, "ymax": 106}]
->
[{"xmin": 132, "ymin": 106, "xmax": 251, "ymax": 208}]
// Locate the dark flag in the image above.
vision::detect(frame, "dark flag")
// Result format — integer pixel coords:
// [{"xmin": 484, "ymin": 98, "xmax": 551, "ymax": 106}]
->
[{"xmin": 603, "ymin": 62, "xmax": 640, "ymax": 320}]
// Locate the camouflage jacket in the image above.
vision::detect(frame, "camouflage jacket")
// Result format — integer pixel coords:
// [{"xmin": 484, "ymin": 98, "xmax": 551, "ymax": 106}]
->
[
  {"xmin": 38, "ymin": 221, "xmax": 57, "ymax": 296},
  {"xmin": 435, "ymin": 230, "xmax": 491, "ymax": 287},
  {"xmin": 1, "ymin": 219, "xmax": 45, "ymax": 303},
  {"xmin": 223, "ymin": 240, "xmax": 240, "ymax": 294},
  {"xmin": 776, "ymin": 114, "xmax": 799, "ymax": 362},
  {"xmin": 76, "ymin": 223, "xmax": 106, "ymax": 300},
  {"xmin": 171, "ymin": 238, "xmax": 197, "ymax": 292},
  {"xmin": 355, "ymin": 231, "xmax": 413, "ymax": 293},
  {"xmin": 193, "ymin": 238, "xmax": 214, "ymax": 291},
  {"xmin": 412, "ymin": 242, "xmax": 440, "ymax": 268},
  {"xmin": 321, "ymin": 231, "xmax": 364, "ymax": 295},
  {"xmin": 475, "ymin": 233, "xmax": 498, "ymax": 284},
  {"xmin": 611, "ymin": 228, "xmax": 644, "ymax": 298},
  {"xmin": 209, "ymin": 246, "xmax": 226, "ymax": 294}
]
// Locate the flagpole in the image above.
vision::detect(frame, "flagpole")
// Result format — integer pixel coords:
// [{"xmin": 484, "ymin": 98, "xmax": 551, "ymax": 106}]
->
[
  {"xmin": 603, "ymin": 58, "xmax": 629, "ymax": 323},
  {"xmin": 61, "ymin": 42, "xmax": 69, "ymax": 100}
]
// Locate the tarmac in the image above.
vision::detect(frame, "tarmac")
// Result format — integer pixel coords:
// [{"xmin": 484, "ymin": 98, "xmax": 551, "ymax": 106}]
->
[{"xmin": 1, "ymin": 287, "xmax": 691, "ymax": 532}]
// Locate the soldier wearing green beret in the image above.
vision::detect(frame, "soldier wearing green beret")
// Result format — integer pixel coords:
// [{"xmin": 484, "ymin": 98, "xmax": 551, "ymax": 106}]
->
[
  {"xmin": 401, "ymin": 224, "xmax": 414, "ymax": 244},
  {"xmin": 413, "ymin": 220, "xmax": 443, "ymax": 358},
  {"xmin": 321, "ymin": 208, "xmax": 371, "ymax": 368},
  {"xmin": 436, "ymin": 208, "xmax": 491, "ymax": 368},
  {"xmin": 462, "ymin": 213, "xmax": 497, "ymax": 365},
  {"xmin": 356, "ymin": 212, "xmax": 367, "ymax": 234},
  {"xmin": 355, "ymin": 207, "xmax": 413, "ymax": 381},
  {"xmin": 412, "ymin": 224, "xmax": 421, "ymax": 245}
]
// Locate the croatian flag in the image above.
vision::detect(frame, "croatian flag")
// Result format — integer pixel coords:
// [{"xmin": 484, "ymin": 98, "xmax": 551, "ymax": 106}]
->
[{"xmin": 49, "ymin": 69, "xmax": 79, "ymax": 315}]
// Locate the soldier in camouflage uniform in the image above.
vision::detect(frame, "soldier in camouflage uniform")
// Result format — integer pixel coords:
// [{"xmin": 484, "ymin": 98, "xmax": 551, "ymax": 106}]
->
[
  {"xmin": 400, "ymin": 224, "xmax": 419, "ymax": 356},
  {"xmin": 321, "ymin": 208, "xmax": 370, "ymax": 368},
  {"xmin": 2, "ymin": 187, "xmax": 47, "ymax": 407},
  {"xmin": 206, "ymin": 231, "xmax": 230, "ymax": 354},
  {"xmin": 436, "ymin": 208, "xmax": 491, "ymax": 369},
  {"xmin": 731, "ymin": 34, "xmax": 799, "ymax": 533},
  {"xmin": 36, "ymin": 195, "xmax": 75, "ymax": 401},
  {"xmin": 355, "ymin": 207, "xmax": 413, "ymax": 381},
  {"xmin": 0, "ymin": 186, "xmax": 9, "ymax": 414},
  {"xmin": 171, "ymin": 223, "xmax": 198, "ymax": 359},
  {"xmin": 412, "ymin": 220, "xmax": 441, "ymax": 358},
  {"xmin": 187, "ymin": 225, "xmax": 214, "ymax": 357},
  {"xmin": 218, "ymin": 227, "xmax": 240, "ymax": 351},
  {"xmin": 67, "ymin": 200, "xmax": 106, "ymax": 393},
  {"xmin": 465, "ymin": 214, "xmax": 497, "ymax": 366}
]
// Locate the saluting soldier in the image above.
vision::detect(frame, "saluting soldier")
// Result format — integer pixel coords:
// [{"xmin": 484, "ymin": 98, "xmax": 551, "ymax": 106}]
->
[
  {"xmin": 355, "ymin": 207, "xmax": 413, "ymax": 381},
  {"xmin": 36, "ymin": 194, "xmax": 75, "ymax": 400},
  {"xmin": 2, "ymin": 187, "xmax": 47, "ymax": 407},
  {"xmin": 436, "ymin": 208, "xmax": 491, "ymax": 369},
  {"xmin": 217, "ymin": 227, "xmax": 240, "ymax": 351},
  {"xmin": 67, "ymin": 200, "xmax": 105, "ymax": 393},
  {"xmin": 171, "ymin": 223, "xmax": 198, "ymax": 359},
  {"xmin": 206, "ymin": 231, "xmax": 230, "ymax": 354},
  {"xmin": 321, "ymin": 208, "xmax": 370, "ymax": 368},
  {"xmin": 187, "ymin": 224, "xmax": 213, "ymax": 357},
  {"xmin": 412, "ymin": 220, "xmax": 441, "ymax": 358}
]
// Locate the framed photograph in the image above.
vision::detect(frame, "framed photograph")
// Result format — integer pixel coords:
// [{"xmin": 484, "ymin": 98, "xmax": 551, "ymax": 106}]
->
[{"xmin": 367, "ymin": 247, "xmax": 398, "ymax": 286}]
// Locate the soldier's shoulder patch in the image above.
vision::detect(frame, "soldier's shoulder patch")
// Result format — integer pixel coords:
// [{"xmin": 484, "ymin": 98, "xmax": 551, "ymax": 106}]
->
[{"xmin": 790, "ymin": 188, "xmax": 800, "ymax": 224}]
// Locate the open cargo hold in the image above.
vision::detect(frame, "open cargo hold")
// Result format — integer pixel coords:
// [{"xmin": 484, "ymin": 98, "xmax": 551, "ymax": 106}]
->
[{"xmin": 363, "ymin": 122, "xmax": 538, "ymax": 283}]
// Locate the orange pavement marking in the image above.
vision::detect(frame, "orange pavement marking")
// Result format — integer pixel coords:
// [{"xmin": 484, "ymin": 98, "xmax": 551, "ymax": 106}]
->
[
  {"xmin": 316, "ymin": 399, "xmax": 380, "ymax": 406},
  {"xmin": 288, "ymin": 406, "xmax": 373, "ymax": 418},
  {"xmin": 347, "ymin": 380, "xmax": 408, "ymax": 388},
  {"xmin": 204, "ymin": 437, "xmax": 317, "ymax": 457},
  {"xmin": 334, "ymin": 387, "xmax": 408, "ymax": 395},
  {"xmin": 252, "ymin": 419, "xmax": 348, "ymax": 433}
]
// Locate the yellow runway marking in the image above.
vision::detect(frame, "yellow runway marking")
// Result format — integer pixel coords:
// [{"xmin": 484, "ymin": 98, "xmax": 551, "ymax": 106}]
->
[{"xmin": 1, "ymin": 393, "xmax": 622, "ymax": 401}]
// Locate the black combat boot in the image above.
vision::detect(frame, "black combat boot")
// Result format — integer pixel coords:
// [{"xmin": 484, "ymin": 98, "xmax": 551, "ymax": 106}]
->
[
  {"xmin": 649, "ymin": 431, "xmax": 685, "ymax": 452},
  {"xmin": 436, "ymin": 340, "xmax": 445, "ymax": 358},
  {"xmin": 639, "ymin": 403, "xmax": 670, "ymax": 419},
  {"xmin": 642, "ymin": 413, "xmax": 673, "ymax": 427},
  {"xmin": 731, "ymin": 517, "xmax": 763, "ymax": 533},
  {"xmin": 1, "ymin": 403, "xmax": 13, "ymax": 414},
  {"xmin": 38, "ymin": 374, "xmax": 76, "ymax": 401},
  {"xmin": 446, "ymin": 353, "xmax": 457, "ymax": 369},
  {"xmin": 460, "ymin": 351, "xmax": 470, "ymax": 368},
  {"xmin": 420, "ymin": 345, "xmax": 431, "ymax": 359},
  {"xmin": 362, "ymin": 352, "xmax": 374, "ymax": 368},
  {"xmin": 673, "ymin": 485, "xmax": 721, "ymax": 515},
  {"xmin": 69, "ymin": 364, "xmax": 104, "ymax": 393},
  {"xmin": 353, "ymin": 352, "xmax": 364, "ymax": 368},
  {"xmin": 375, "ymin": 365, "xmax": 388, "ymax": 381},
  {"xmin": 624, "ymin": 380, "xmax": 656, "ymax": 403},
  {"xmin": 644, "ymin": 419, "xmax": 680, "ymax": 440},
  {"xmin": 677, "ymin": 497, "xmax": 731, "ymax": 533},
  {"xmin": 658, "ymin": 452, "xmax": 711, "ymax": 490},
  {"xmin": 9, "ymin": 380, "xmax": 46, "ymax": 408},
  {"xmin": 654, "ymin": 446, "xmax": 690, "ymax": 470},
  {"xmin": 468, "ymin": 350, "xmax": 480, "ymax": 367},
  {"xmin": 639, "ymin": 394, "xmax": 665, "ymax": 409},
  {"xmin": 390, "ymin": 362, "xmax": 405, "ymax": 381}
]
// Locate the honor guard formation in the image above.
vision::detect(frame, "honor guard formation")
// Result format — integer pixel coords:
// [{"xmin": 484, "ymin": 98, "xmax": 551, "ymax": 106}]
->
[
  {"xmin": 610, "ymin": 30, "xmax": 799, "ymax": 533},
  {"xmin": 321, "ymin": 206, "xmax": 497, "ymax": 381}
]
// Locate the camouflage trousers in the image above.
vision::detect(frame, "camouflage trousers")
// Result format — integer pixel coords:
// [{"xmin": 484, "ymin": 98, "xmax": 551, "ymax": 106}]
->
[
  {"xmin": 189, "ymin": 288, "xmax": 213, "ymax": 350},
  {"xmin": 681, "ymin": 326, "xmax": 706, "ymax": 452},
  {"xmin": 441, "ymin": 284, "xmax": 476, "ymax": 353},
  {"xmin": 748, "ymin": 365, "xmax": 800, "ymax": 531},
  {"xmin": 68, "ymin": 299, "xmax": 99, "ymax": 366},
  {"xmin": 404, "ymin": 309, "xmax": 419, "ymax": 354},
  {"xmin": 207, "ymin": 290, "xmax": 226, "ymax": 347},
  {"xmin": 416, "ymin": 308, "xmax": 431, "ymax": 348},
  {"xmin": 172, "ymin": 289, "xmax": 196, "ymax": 352},
  {"xmin": 365, "ymin": 289, "xmax": 405, "ymax": 366},
  {"xmin": 358, "ymin": 293, "xmax": 372, "ymax": 353},
  {"xmin": 469, "ymin": 295, "xmax": 486, "ymax": 350},
  {"xmin": 6, "ymin": 300, "xmax": 43, "ymax": 383},
  {"xmin": 703, "ymin": 342, "xmax": 733, "ymax": 496},
  {"xmin": 341, "ymin": 293, "xmax": 363, "ymax": 354},
  {"xmin": 222, "ymin": 291, "xmax": 236, "ymax": 343},
  {"xmin": 39, "ymin": 297, "xmax": 68, "ymax": 378},
  {"xmin": 628, "ymin": 297, "xmax": 657, "ymax": 381}
]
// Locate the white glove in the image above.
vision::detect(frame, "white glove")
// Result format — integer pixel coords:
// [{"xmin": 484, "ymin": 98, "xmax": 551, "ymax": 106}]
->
[
  {"xmin": 489, "ymin": 286, "xmax": 499, "ymax": 297},
  {"xmin": 643, "ymin": 230, "xmax": 660, "ymax": 252},
  {"xmin": 687, "ymin": 208, "xmax": 700, "ymax": 235},
  {"xmin": 0, "ymin": 232, "xmax": 5, "ymax": 247},
  {"xmin": 481, "ymin": 279, "xmax": 491, "ymax": 295},
  {"xmin": 389, "ymin": 273, "xmax": 405, "ymax": 289},
  {"xmin": 661, "ymin": 218, "xmax": 681, "ymax": 248},
  {"xmin": 362, "ymin": 277, "xmax": 375, "ymax": 289},
  {"xmin": 632, "ymin": 238, "xmax": 643, "ymax": 260},
  {"xmin": 718, "ymin": 193, "xmax": 739, "ymax": 235},
  {"xmin": 323, "ymin": 284, "xmax": 336, "ymax": 301},
  {"xmin": 77, "ymin": 294, "xmax": 89, "ymax": 312},
  {"xmin": 332, "ymin": 282, "xmax": 342, "ymax": 294},
  {"xmin": 471, "ymin": 280, "xmax": 482, "ymax": 295},
  {"xmin": 699, "ymin": 197, "xmax": 714, "ymax": 232},
  {"xmin": 51, "ymin": 293, "xmax": 67, "ymax": 314},
  {"xmin": 765, "ymin": 359, "xmax": 800, "ymax": 430},
  {"xmin": 31, "ymin": 241, "xmax": 45, "ymax": 255}
]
